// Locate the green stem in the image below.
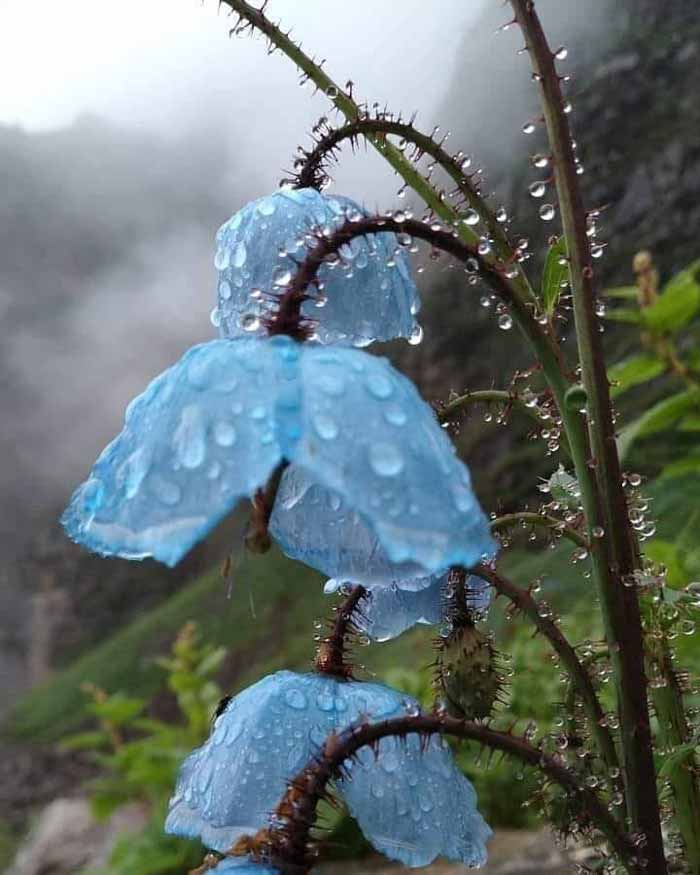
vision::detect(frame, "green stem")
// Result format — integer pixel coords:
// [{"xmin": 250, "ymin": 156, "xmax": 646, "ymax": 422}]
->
[
  {"xmin": 475, "ymin": 563, "xmax": 623, "ymax": 804},
  {"xmin": 509, "ymin": 2, "xmax": 665, "ymax": 869}
]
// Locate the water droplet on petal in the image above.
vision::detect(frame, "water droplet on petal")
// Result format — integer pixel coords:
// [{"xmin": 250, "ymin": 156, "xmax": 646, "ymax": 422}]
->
[
  {"xmin": 214, "ymin": 247, "xmax": 230, "ymax": 270},
  {"xmin": 232, "ymin": 242, "xmax": 247, "ymax": 268},
  {"xmin": 218, "ymin": 280, "xmax": 232, "ymax": 301},
  {"xmin": 312, "ymin": 413, "xmax": 339, "ymax": 441},
  {"xmin": 384, "ymin": 405, "xmax": 408, "ymax": 426},
  {"xmin": 173, "ymin": 405, "xmax": 206, "ymax": 469},
  {"xmin": 284, "ymin": 688, "xmax": 308, "ymax": 710},
  {"xmin": 213, "ymin": 420, "xmax": 237, "ymax": 447},
  {"xmin": 365, "ymin": 373, "xmax": 394, "ymax": 400},
  {"xmin": 369, "ymin": 442, "xmax": 404, "ymax": 477}
]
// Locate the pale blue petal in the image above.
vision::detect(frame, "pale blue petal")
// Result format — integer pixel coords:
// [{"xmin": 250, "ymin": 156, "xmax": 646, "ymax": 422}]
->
[
  {"xmin": 214, "ymin": 188, "xmax": 420, "ymax": 347},
  {"xmin": 269, "ymin": 467, "xmax": 433, "ymax": 587},
  {"xmin": 209, "ymin": 859, "xmax": 280, "ymax": 875},
  {"xmin": 284, "ymin": 347, "xmax": 497, "ymax": 574},
  {"xmin": 165, "ymin": 671, "xmax": 491, "ymax": 868},
  {"xmin": 61, "ymin": 339, "xmax": 285, "ymax": 567},
  {"xmin": 323, "ymin": 574, "xmax": 491, "ymax": 642},
  {"xmin": 339, "ymin": 732, "xmax": 491, "ymax": 867}
]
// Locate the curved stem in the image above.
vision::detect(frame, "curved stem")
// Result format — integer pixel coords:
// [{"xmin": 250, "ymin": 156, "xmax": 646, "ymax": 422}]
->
[
  {"xmin": 490, "ymin": 512, "xmax": 589, "ymax": 550},
  {"xmin": 474, "ymin": 563, "xmax": 622, "ymax": 803},
  {"xmin": 314, "ymin": 585, "xmax": 366, "ymax": 679},
  {"xmin": 234, "ymin": 713, "xmax": 640, "ymax": 873},
  {"xmin": 294, "ymin": 116, "xmax": 519, "ymax": 276},
  {"xmin": 509, "ymin": 3, "xmax": 664, "ymax": 866},
  {"xmin": 439, "ymin": 388, "xmax": 541, "ymax": 424}
]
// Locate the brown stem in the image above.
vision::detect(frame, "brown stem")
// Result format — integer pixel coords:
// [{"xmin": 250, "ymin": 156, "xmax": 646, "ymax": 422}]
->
[
  {"xmin": 244, "ymin": 462, "xmax": 288, "ymax": 554},
  {"xmin": 490, "ymin": 511, "xmax": 589, "ymax": 550},
  {"xmin": 473, "ymin": 563, "xmax": 623, "ymax": 810},
  {"xmin": 509, "ymin": 3, "xmax": 664, "ymax": 865},
  {"xmin": 314, "ymin": 584, "xmax": 367, "ymax": 679},
  {"xmin": 292, "ymin": 116, "xmax": 516, "ymax": 264},
  {"xmin": 232, "ymin": 713, "xmax": 641, "ymax": 873}
]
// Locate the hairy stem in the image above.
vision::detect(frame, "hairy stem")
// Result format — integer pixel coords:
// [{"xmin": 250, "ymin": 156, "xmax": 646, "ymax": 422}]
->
[
  {"xmin": 235, "ymin": 713, "xmax": 640, "ymax": 873},
  {"xmin": 474, "ymin": 563, "xmax": 622, "ymax": 803},
  {"xmin": 509, "ymin": 1, "xmax": 664, "ymax": 867},
  {"xmin": 293, "ymin": 116, "xmax": 520, "ymax": 280},
  {"xmin": 314, "ymin": 585, "xmax": 366, "ymax": 679},
  {"xmin": 490, "ymin": 511, "xmax": 589, "ymax": 550}
]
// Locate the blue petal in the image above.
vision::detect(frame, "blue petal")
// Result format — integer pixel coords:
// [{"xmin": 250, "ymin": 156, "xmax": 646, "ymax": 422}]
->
[
  {"xmin": 165, "ymin": 671, "xmax": 491, "ymax": 868},
  {"xmin": 339, "ymin": 732, "xmax": 491, "ymax": 867},
  {"xmin": 208, "ymin": 858, "xmax": 280, "ymax": 875},
  {"xmin": 325, "ymin": 574, "xmax": 490, "ymax": 642},
  {"xmin": 282, "ymin": 346, "xmax": 497, "ymax": 574},
  {"xmin": 214, "ymin": 188, "xmax": 420, "ymax": 347},
  {"xmin": 61, "ymin": 339, "xmax": 285, "ymax": 567}
]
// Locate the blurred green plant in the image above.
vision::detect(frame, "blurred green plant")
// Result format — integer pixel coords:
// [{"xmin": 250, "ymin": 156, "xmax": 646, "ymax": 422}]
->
[
  {"xmin": 62, "ymin": 622, "xmax": 224, "ymax": 875},
  {"xmin": 606, "ymin": 253, "xmax": 700, "ymax": 466}
]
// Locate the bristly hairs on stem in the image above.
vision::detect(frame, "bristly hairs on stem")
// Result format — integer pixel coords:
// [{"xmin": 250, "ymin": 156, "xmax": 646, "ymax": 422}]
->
[
  {"xmin": 314, "ymin": 584, "xmax": 367, "ymax": 679},
  {"xmin": 226, "ymin": 713, "xmax": 644, "ymax": 875},
  {"xmin": 508, "ymin": 2, "xmax": 665, "ymax": 866}
]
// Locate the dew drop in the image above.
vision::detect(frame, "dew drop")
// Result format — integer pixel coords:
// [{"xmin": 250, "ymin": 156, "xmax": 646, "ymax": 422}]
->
[
  {"xmin": 210, "ymin": 306, "xmax": 222, "ymax": 328},
  {"xmin": 498, "ymin": 313, "xmax": 513, "ymax": 330},
  {"xmin": 257, "ymin": 198, "xmax": 276, "ymax": 217},
  {"xmin": 529, "ymin": 181, "xmax": 547, "ymax": 198},
  {"xmin": 365, "ymin": 373, "xmax": 394, "ymax": 400},
  {"xmin": 240, "ymin": 313, "xmax": 261, "ymax": 332},
  {"xmin": 218, "ymin": 280, "xmax": 232, "ymax": 301},
  {"xmin": 384, "ymin": 405, "xmax": 408, "ymax": 426},
  {"xmin": 214, "ymin": 247, "xmax": 230, "ymax": 270},
  {"xmin": 173, "ymin": 405, "xmax": 206, "ymax": 469},
  {"xmin": 522, "ymin": 121, "xmax": 536, "ymax": 135},
  {"xmin": 539, "ymin": 204, "xmax": 556, "ymax": 221},
  {"xmin": 369, "ymin": 442, "xmax": 404, "ymax": 477},
  {"xmin": 555, "ymin": 46, "xmax": 569, "ymax": 60},
  {"xmin": 462, "ymin": 209, "xmax": 480, "ymax": 227},
  {"xmin": 214, "ymin": 420, "xmax": 237, "ymax": 447},
  {"xmin": 284, "ymin": 688, "xmax": 308, "ymax": 710},
  {"xmin": 408, "ymin": 324, "xmax": 424, "ymax": 346},
  {"xmin": 312, "ymin": 413, "xmax": 339, "ymax": 441},
  {"xmin": 232, "ymin": 242, "xmax": 247, "ymax": 268}
]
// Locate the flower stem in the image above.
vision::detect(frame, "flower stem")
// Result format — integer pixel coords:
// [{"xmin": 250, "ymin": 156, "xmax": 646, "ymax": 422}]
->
[
  {"xmin": 509, "ymin": 1, "xmax": 664, "ymax": 867},
  {"xmin": 474, "ymin": 562, "xmax": 622, "ymax": 806},
  {"xmin": 314, "ymin": 584, "xmax": 366, "ymax": 679},
  {"xmin": 233, "ymin": 713, "xmax": 641, "ymax": 873},
  {"xmin": 490, "ymin": 511, "xmax": 588, "ymax": 550}
]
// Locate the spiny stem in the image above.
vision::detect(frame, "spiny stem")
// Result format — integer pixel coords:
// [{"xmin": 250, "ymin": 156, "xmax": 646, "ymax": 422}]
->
[
  {"xmin": 490, "ymin": 511, "xmax": 589, "ymax": 550},
  {"xmin": 234, "ymin": 713, "xmax": 641, "ymax": 873},
  {"xmin": 474, "ymin": 563, "xmax": 622, "ymax": 803},
  {"xmin": 292, "ymin": 115, "xmax": 520, "ymax": 281},
  {"xmin": 314, "ymin": 585, "xmax": 366, "ymax": 679},
  {"xmin": 509, "ymin": 1, "xmax": 664, "ymax": 867},
  {"xmin": 244, "ymin": 462, "xmax": 288, "ymax": 553}
]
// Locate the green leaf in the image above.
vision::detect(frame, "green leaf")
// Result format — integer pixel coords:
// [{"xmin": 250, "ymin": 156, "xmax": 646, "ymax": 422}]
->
[
  {"xmin": 658, "ymin": 736, "xmax": 700, "ymax": 779},
  {"xmin": 660, "ymin": 455, "xmax": 700, "ymax": 480},
  {"xmin": 644, "ymin": 540, "xmax": 688, "ymax": 589},
  {"xmin": 59, "ymin": 730, "xmax": 111, "ymax": 752},
  {"xmin": 642, "ymin": 262, "xmax": 700, "ymax": 334},
  {"xmin": 604, "ymin": 285, "xmax": 638, "ymax": 300},
  {"xmin": 608, "ymin": 354, "xmax": 664, "ymax": 398},
  {"xmin": 540, "ymin": 237, "xmax": 570, "ymax": 315},
  {"xmin": 617, "ymin": 389, "xmax": 700, "ymax": 458},
  {"xmin": 605, "ymin": 307, "xmax": 644, "ymax": 325}
]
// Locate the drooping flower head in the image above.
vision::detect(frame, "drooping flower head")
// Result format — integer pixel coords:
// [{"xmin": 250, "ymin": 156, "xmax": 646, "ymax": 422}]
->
[
  {"xmin": 62, "ymin": 337, "xmax": 496, "ymax": 574},
  {"xmin": 213, "ymin": 188, "xmax": 421, "ymax": 347},
  {"xmin": 166, "ymin": 670, "xmax": 491, "ymax": 868}
]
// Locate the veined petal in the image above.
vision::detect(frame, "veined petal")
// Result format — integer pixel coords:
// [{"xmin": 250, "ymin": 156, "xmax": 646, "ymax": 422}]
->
[
  {"xmin": 165, "ymin": 671, "xmax": 491, "ymax": 868},
  {"xmin": 61, "ymin": 339, "xmax": 285, "ymax": 567},
  {"xmin": 214, "ymin": 188, "xmax": 420, "ymax": 347}
]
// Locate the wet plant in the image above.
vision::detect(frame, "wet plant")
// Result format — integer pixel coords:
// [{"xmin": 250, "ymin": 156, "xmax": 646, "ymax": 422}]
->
[{"xmin": 61, "ymin": 2, "xmax": 700, "ymax": 874}]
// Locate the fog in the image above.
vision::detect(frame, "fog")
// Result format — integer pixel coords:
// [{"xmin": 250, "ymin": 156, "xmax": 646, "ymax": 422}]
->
[{"xmin": 0, "ymin": 0, "xmax": 613, "ymax": 557}]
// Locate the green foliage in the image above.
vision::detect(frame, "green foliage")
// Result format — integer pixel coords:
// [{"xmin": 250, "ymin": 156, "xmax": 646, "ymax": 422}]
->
[
  {"xmin": 62, "ymin": 622, "xmax": 221, "ymax": 875},
  {"xmin": 606, "ymin": 258, "xmax": 700, "ymax": 461},
  {"xmin": 540, "ymin": 237, "xmax": 570, "ymax": 315}
]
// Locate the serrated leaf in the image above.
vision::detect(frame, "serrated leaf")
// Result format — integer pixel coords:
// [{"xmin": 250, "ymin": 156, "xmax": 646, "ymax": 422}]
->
[
  {"xmin": 617, "ymin": 389, "xmax": 700, "ymax": 458},
  {"xmin": 540, "ymin": 237, "xmax": 570, "ymax": 315},
  {"xmin": 608, "ymin": 354, "xmax": 665, "ymax": 398}
]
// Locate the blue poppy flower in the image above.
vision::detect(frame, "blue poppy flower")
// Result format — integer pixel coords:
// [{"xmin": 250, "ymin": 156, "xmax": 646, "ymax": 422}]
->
[
  {"xmin": 62, "ymin": 336, "xmax": 496, "ymax": 571},
  {"xmin": 324, "ymin": 573, "xmax": 491, "ymax": 642},
  {"xmin": 213, "ymin": 188, "xmax": 421, "ymax": 347},
  {"xmin": 165, "ymin": 670, "xmax": 491, "ymax": 868}
]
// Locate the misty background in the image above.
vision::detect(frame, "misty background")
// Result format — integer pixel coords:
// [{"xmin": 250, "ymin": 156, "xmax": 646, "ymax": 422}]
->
[{"xmin": 3, "ymin": 0, "xmax": 698, "ymax": 719}]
